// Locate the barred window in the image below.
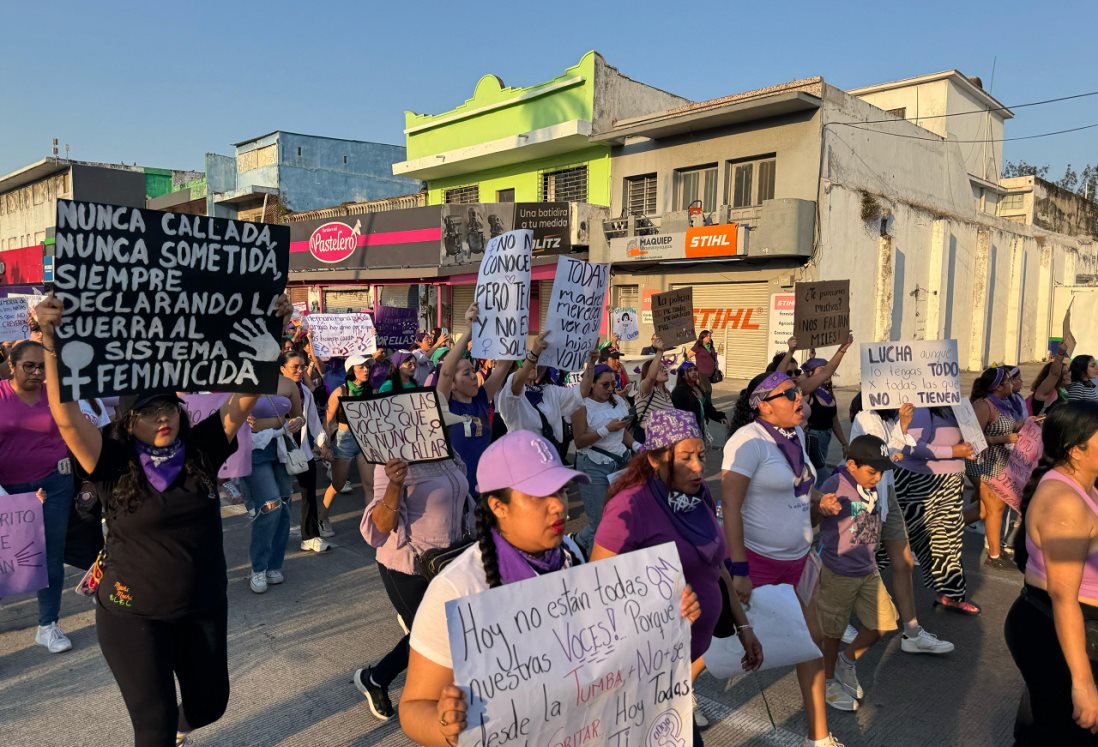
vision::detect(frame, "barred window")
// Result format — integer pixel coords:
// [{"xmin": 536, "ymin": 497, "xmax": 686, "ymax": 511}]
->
[
  {"xmin": 540, "ymin": 166, "xmax": 587, "ymax": 203},
  {"xmin": 624, "ymin": 174, "xmax": 657, "ymax": 216},
  {"xmin": 444, "ymin": 185, "xmax": 480, "ymax": 204}
]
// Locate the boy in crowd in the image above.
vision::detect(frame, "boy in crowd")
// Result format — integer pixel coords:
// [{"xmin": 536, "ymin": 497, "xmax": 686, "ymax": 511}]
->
[{"xmin": 817, "ymin": 435, "xmax": 900, "ymax": 712}]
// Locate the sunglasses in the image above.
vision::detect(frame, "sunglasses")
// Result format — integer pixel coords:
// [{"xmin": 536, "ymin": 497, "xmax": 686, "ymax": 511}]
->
[
  {"xmin": 763, "ymin": 386, "xmax": 803, "ymax": 403},
  {"xmin": 135, "ymin": 403, "xmax": 181, "ymax": 421}
]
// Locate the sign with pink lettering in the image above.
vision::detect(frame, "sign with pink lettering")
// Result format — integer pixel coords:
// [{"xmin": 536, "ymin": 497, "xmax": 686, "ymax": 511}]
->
[
  {"xmin": 0, "ymin": 492, "xmax": 48, "ymax": 596},
  {"xmin": 987, "ymin": 418, "xmax": 1043, "ymax": 511}
]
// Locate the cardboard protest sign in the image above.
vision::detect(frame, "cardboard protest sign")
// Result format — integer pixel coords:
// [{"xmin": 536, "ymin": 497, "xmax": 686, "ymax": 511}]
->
[
  {"xmin": 539, "ymin": 257, "xmax": 610, "ymax": 372},
  {"xmin": 51, "ymin": 200, "xmax": 289, "ymax": 402},
  {"xmin": 0, "ymin": 297, "xmax": 29, "ymax": 342},
  {"xmin": 793, "ymin": 280, "xmax": 850, "ymax": 349},
  {"xmin": 340, "ymin": 387, "xmax": 452, "ymax": 464},
  {"xmin": 1064, "ymin": 300, "xmax": 1078, "ymax": 353},
  {"xmin": 860, "ymin": 340, "xmax": 962, "ymax": 410},
  {"xmin": 612, "ymin": 307, "xmax": 639, "ymax": 342},
  {"xmin": 375, "ymin": 306, "xmax": 419, "ymax": 349},
  {"xmin": 951, "ymin": 400, "xmax": 989, "ymax": 455},
  {"xmin": 180, "ymin": 393, "xmax": 253, "ymax": 478},
  {"xmin": 651, "ymin": 288, "xmax": 696, "ymax": 347},
  {"xmin": 0, "ymin": 492, "xmax": 48, "ymax": 596},
  {"xmin": 471, "ymin": 230, "xmax": 533, "ymax": 360},
  {"xmin": 304, "ymin": 313, "xmax": 377, "ymax": 359},
  {"xmin": 446, "ymin": 543, "xmax": 691, "ymax": 747},
  {"xmin": 987, "ymin": 418, "xmax": 1043, "ymax": 511}
]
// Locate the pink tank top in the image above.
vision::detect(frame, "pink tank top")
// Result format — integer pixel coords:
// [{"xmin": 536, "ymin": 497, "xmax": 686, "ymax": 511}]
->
[{"xmin": 1026, "ymin": 470, "xmax": 1098, "ymax": 598}]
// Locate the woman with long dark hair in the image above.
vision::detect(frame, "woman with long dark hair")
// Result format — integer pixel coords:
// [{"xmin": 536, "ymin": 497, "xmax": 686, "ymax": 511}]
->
[
  {"xmin": 672, "ymin": 360, "xmax": 727, "ymax": 442},
  {"xmin": 1005, "ymin": 401, "xmax": 1098, "ymax": 742},
  {"xmin": 36, "ymin": 295, "xmax": 277, "ymax": 746},
  {"xmin": 279, "ymin": 351, "xmax": 330, "ymax": 554},
  {"xmin": 379, "ymin": 350, "xmax": 418, "ymax": 393},
  {"xmin": 801, "ymin": 357, "xmax": 848, "ymax": 485},
  {"xmin": 689, "ymin": 329, "xmax": 720, "ymax": 398},
  {"xmin": 633, "ymin": 337, "xmax": 675, "ymax": 441},
  {"xmin": 1068, "ymin": 355, "xmax": 1098, "ymax": 402}
]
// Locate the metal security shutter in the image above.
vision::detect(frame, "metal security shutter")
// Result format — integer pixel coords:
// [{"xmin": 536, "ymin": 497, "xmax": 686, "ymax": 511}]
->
[
  {"xmin": 671, "ymin": 281, "xmax": 769, "ymax": 379},
  {"xmin": 451, "ymin": 284, "xmax": 475, "ymax": 328},
  {"xmin": 323, "ymin": 287, "xmax": 373, "ymax": 313},
  {"xmin": 288, "ymin": 286, "xmax": 309, "ymax": 305},
  {"xmin": 614, "ymin": 284, "xmax": 640, "ymax": 355},
  {"xmin": 380, "ymin": 284, "xmax": 415, "ymax": 308},
  {"xmin": 537, "ymin": 279, "xmax": 555, "ymax": 333}
]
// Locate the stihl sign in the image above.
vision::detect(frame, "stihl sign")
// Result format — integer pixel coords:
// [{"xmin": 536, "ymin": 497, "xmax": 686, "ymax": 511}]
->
[
  {"xmin": 610, "ymin": 223, "xmax": 740, "ymax": 262},
  {"xmin": 694, "ymin": 307, "xmax": 762, "ymax": 331}
]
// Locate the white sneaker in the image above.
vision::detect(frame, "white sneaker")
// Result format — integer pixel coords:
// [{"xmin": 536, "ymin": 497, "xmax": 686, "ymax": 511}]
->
[
  {"xmin": 825, "ymin": 679, "xmax": 858, "ymax": 712},
  {"xmin": 266, "ymin": 570, "xmax": 284, "ymax": 585},
  {"xmin": 35, "ymin": 623, "xmax": 72, "ymax": 654},
  {"xmin": 250, "ymin": 572, "xmax": 268, "ymax": 594},
  {"xmin": 340, "ymin": 481, "xmax": 353, "ymax": 494},
  {"xmin": 835, "ymin": 657, "xmax": 863, "ymax": 699},
  {"xmin": 318, "ymin": 519, "xmax": 335, "ymax": 538},
  {"xmin": 803, "ymin": 733, "xmax": 846, "ymax": 747},
  {"xmin": 300, "ymin": 537, "xmax": 332, "ymax": 553},
  {"xmin": 691, "ymin": 694, "xmax": 710, "ymax": 731},
  {"xmin": 901, "ymin": 628, "xmax": 955, "ymax": 655},
  {"xmin": 841, "ymin": 624, "xmax": 858, "ymax": 645}
]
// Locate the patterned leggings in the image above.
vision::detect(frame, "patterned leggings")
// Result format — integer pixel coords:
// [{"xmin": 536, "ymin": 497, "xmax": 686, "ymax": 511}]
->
[{"xmin": 890, "ymin": 469, "xmax": 968, "ymax": 602}]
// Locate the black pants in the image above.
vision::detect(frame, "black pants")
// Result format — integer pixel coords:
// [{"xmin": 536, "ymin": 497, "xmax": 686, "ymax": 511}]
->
[
  {"xmin": 96, "ymin": 602, "xmax": 229, "ymax": 747},
  {"xmin": 371, "ymin": 562, "xmax": 430, "ymax": 688},
  {"xmin": 297, "ymin": 459, "xmax": 319, "ymax": 541},
  {"xmin": 1004, "ymin": 585, "xmax": 1098, "ymax": 745}
]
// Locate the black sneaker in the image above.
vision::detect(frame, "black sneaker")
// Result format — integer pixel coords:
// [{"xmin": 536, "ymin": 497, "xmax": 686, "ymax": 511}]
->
[
  {"xmin": 983, "ymin": 554, "xmax": 1017, "ymax": 572},
  {"xmin": 353, "ymin": 667, "xmax": 394, "ymax": 720}
]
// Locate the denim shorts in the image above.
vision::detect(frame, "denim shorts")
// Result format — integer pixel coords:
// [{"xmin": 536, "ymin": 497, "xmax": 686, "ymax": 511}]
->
[
  {"xmin": 243, "ymin": 441, "xmax": 292, "ymax": 503},
  {"xmin": 332, "ymin": 428, "xmax": 361, "ymax": 460}
]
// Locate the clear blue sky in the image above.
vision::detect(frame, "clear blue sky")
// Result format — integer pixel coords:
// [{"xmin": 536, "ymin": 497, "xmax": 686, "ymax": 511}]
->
[{"xmin": 4, "ymin": 1, "xmax": 1096, "ymax": 180}]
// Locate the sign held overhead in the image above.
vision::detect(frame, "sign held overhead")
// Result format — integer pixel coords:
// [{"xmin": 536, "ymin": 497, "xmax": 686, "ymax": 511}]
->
[
  {"xmin": 859, "ymin": 339, "xmax": 962, "ymax": 410},
  {"xmin": 793, "ymin": 280, "xmax": 850, "ymax": 349},
  {"xmin": 650, "ymin": 287, "xmax": 696, "ymax": 347}
]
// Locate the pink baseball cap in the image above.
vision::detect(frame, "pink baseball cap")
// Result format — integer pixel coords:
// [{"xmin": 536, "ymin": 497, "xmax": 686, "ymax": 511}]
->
[{"xmin": 476, "ymin": 430, "xmax": 590, "ymax": 496}]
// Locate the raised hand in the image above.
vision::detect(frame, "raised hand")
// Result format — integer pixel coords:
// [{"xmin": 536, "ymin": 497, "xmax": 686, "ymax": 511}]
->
[{"xmin": 230, "ymin": 319, "xmax": 281, "ymax": 361}]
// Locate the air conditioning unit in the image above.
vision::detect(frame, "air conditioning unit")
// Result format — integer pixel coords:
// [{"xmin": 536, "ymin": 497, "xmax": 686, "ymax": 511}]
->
[{"xmin": 747, "ymin": 198, "xmax": 815, "ymax": 258}]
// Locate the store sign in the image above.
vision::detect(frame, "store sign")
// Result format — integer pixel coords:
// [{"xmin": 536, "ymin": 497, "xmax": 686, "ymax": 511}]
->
[
  {"xmin": 694, "ymin": 306, "xmax": 763, "ymax": 332},
  {"xmin": 685, "ymin": 224, "xmax": 739, "ymax": 257},
  {"xmin": 0, "ymin": 245, "xmax": 46, "ymax": 285},
  {"xmin": 610, "ymin": 224, "xmax": 740, "ymax": 262},
  {"xmin": 440, "ymin": 202, "xmax": 570, "ymax": 267},
  {"xmin": 768, "ymin": 294, "xmax": 795, "ymax": 355},
  {"xmin": 308, "ymin": 221, "xmax": 360, "ymax": 264}
]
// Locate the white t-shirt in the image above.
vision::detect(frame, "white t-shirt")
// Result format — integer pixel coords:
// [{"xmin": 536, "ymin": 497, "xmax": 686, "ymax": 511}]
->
[
  {"xmin": 722, "ymin": 421, "xmax": 816, "ymax": 561},
  {"xmin": 494, "ymin": 374, "xmax": 583, "ymax": 445},
  {"xmin": 578, "ymin": 396, "xmax": 629, "ymax": 464},
  {"xmin": 409, "ymin": 544, "xmax": 490, "ymax": 668}
]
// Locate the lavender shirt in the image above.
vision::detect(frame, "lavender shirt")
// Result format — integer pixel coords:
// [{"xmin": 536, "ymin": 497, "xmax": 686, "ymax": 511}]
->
[
  {"xmin": 897, "ymin": 408, "xmax": 966, "ymax": 475},
  {"xmin": 360, "ymin": 457, "xmax": 472, "ymax": 576},
  {"xmin": 818, "ymin": 467, "xmax": 882, "ymax": 576}
]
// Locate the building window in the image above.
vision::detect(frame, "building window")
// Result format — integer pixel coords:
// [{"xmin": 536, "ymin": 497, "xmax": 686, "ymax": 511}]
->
[
  {"xmin": 343, "ymin": 155, "xmax": 348, "ymax": 164},
  {"xmin": 886, "ymin": 107, "xmax": 907, "ymax": 119},
  {"xmin": 540, "ymin": 166, "xmax": 587, "ymax": 203},
  {"xmin": 444, "ymin": 185, "xmax": 480, "ymax": 204},
  {"xmin": 297, "ymin": 146, "xmax": 302, "ymax": 157},
  {"xmin": 496, "ymin": 188, "xmax": 515, "ymax": 202},
  {"xmin": 675, "ymin": 164, "xmax": 717, "ymax": 212},
  {"xmin": 727, "ymin": 155, "xmax": 777, "ymax": 208},
  {"xmin": 1000, "ymin": 192, "xmax": 1025, "ymax": 211},
  {"xmin": 624, "ymin": 173, "xmax": 657, "ymax": 216}
]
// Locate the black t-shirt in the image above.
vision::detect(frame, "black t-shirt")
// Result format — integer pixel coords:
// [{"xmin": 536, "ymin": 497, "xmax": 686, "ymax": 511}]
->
[
  {"xmin": 90, "ymin": 413, "xmax": 237, "ymax": 620},
  {"xmin": 807, "ymin": 394, "xmax": 838, "ymax": 431}
]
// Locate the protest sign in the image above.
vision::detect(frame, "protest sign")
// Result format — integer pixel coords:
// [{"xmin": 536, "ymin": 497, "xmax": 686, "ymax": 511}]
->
[
  {"xmin": 651, "ymin": 288, "xmax": 696, "ymax": 347},
  {"xmin": 291, "ymin": 301, "xmax": 307, "ymax": 322},
  {"xmin": 304, "ymin": 313, "xmax": 377, "ymax": 359},
  {"xmin": 987, "ymin": 418, "xmax": 1043, "ymax": 511},
  {"xmin": 446, "ymin": 542, "xmax": 691, "ymax": 747},
  {"xmin": 341, "ymin": 387, "xmax": 452, "ymax": 464},
  {"xmin": 180, "ymin": 393, "xmax": 253, "ymax": 478},
  {"xmin": 51, "ymin": 200, "xmax": 289, "ymax": 402},
  {"xmin": 0, "ymin": 297, "xmax": 29, "ymax": 342},
  {"xmin": 612, "ymin": 308, "xmax": 639, "ymax": 342},
  {"xmin": 539, "ymin": 257, "xmax": 610, "ymax": 372},
  {"xmin": 0, "ymin": 492, "xmax": 48, "ymax": 596},
  {"xmin": 375, "ymin": 306, "xmax": 419, "ymax": 349},
  {"xmin": 1064, "ymin": 300, "xmax": 1078, "ymax": 353},
  {"xmin": 793, "ymin": 280, "xmax": 850, "ymax": 349},
  {"xmin": 952, "ymin": 400, "xmax": 989, "ymax": 455},
  {"xmin": 859, "ymin": 339, "xmax": 962, "ymax": 410},
  {"xmin": 471, "ymin": 230, "xmax": 532, "ymax": 360}
]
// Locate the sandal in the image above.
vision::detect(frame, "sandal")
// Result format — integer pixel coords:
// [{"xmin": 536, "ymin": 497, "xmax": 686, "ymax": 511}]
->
[{"xmin": 934, "ymin": 595, "xmax": 981, "ymax": 616}]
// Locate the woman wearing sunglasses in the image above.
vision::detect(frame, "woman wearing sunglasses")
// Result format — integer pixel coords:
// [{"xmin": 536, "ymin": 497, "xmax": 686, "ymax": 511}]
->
[
  {"xmin": 722, "ymin": 371, "xmax": 844, "ymax": 747},
  {"xmin": 633, "ymin": 336, "xmax": 676, "ymax": 442}
]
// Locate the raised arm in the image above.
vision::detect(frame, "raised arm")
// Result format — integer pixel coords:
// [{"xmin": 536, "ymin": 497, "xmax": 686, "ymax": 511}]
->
[
  {"xmin": 483, "ymin": 356, "xmax": 511, "ymax": 402},
  {"xmin": 579, "ymin": 349, "xmax": 599, "ymax": 399},
  {"xmin": 1036, "ymin": 345, "xmax": 1068, "ymax": 401},
  {"xmin": 510, "ymin": 332, "xmax": 549, "ymax": 396},
  {"xmin": 638, "ymin": 337, "xmax": 667, "ymax": 399},
  {"xmin": 800, "ymin": 333, "xmax": 854, "ymax": 392},
  {"xmin": 437, "ymin": 303, "xmax": 478, "ymax": 402},
  {"xmin": 774, "ymin": 337, "xmax": 798, "ymax": 374}
]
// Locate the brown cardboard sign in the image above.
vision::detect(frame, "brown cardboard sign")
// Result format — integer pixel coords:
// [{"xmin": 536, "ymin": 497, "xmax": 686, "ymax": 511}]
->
[
  {"xmin": 793, "ymin": 280, "xmax": 850, "ymax": 349},
  {"xmin": 651, "ymin": 287, "xmax": 696, "ymax": 347}
]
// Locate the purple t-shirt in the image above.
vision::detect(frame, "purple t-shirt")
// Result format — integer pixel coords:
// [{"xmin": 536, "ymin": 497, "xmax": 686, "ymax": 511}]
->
[
  {"xmin": 448, "ymin": 388, "xmax": 490, "ymax": 492},
  {"xmin": 0, "ymin": 379, "xmax": 68, "ymax": 485},
  {"xmin": 818, "ymin": 467, "xmax": 883, "ymax": 577},
  {"xmin": 595, "ymin": 479, "xmax": 727, "ymax": 660}
]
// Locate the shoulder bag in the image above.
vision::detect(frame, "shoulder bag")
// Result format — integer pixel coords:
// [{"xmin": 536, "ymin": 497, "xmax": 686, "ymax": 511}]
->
[{"xmin": 268, "ymin": 396, "xmax": 310, "ymax": 475}]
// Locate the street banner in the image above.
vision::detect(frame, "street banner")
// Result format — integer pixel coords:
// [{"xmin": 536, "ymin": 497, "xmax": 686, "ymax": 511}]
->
[
  {"xmin": 539, "ymin": 257, "xmax": 610, "ymax": 372},
  {"xmin": 987, "ymin": 418, "xmax": 1044, "ymax": 511},
  {"xmin": 859, "ymin": 340, "xmax": 962, "ymax": 410},
  {"xmin": 793, "ymin": 280, "xmax": 850, "ymax": 349},
  {"xmin": 446, "ymin": 543, "xmax": 691, "ymax": 747},
  {"xmin": 180, "ymin": 393, "xmax": 253, "ymax": 478},
  {"xmin": 52, "ymin": 199, "xmax": 289, "ymax": 402},
  {"xmin": 951, "ymin": 400, "xmax": 989, "ymax": 455},
  {"xmin": 471, "ymin": 230, "xmax": 533, "ymax": 360},
  {"xmin": 0, "ymin": 297, "xmax": 29, "ymax": 342},
  {"xmin": 0, "ymin": 492, "xmax": 48, "ymax": 597},
  {"xmin": 341, "ymin": 388, "xmax": 452, "ymax": 464},
  {"xmin": 768, "ymin": 294, "xmax": 795, "ymax": 356},
  {"xmin": 304, "ymin": 313, "xmax": 377, "ymax": 359},
  {"xmin": 375, "ymin": 306, "xmax": 419, "ymax": 349},
  {"xmin": 651, "ymin": 288, "xmax": 696, "ymax": 347},
  {"xmin": 612, "ymin": 308, "xmax": 639, "ymax": 342}
]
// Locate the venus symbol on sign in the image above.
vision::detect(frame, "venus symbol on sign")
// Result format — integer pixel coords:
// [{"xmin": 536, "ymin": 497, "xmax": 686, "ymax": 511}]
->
[{"xmin": 60, "ymin": 341, "xmax": 95, "ymax": 401}]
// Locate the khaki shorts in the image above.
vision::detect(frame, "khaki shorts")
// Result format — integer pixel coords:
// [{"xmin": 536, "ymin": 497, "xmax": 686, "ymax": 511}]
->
[
  {"xmin": 817, "ymin": 565, "xmax": 899, "ymax": 639},
  {"xmin": 880, "ymin": 487, "xmax": 908, "ymax": 544}
]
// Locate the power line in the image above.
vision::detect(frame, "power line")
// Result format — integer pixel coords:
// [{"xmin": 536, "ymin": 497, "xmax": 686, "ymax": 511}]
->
[
  {"xmin": 832, "ymin": 121, "xmax": 1098, "ymax": 144},
  {"xmin": 836, "ymin": 89, "xmax": 1098, "ymax": 125}
]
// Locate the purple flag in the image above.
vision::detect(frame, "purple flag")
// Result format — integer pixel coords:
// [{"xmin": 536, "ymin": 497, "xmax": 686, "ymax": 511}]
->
[
  {"xmin": 181, "ymin": 394, "xmax": 253, "ymax": 479},
  {"xmin": 0, "ymin": 492, "xmax": 48, "ymax": 596}
]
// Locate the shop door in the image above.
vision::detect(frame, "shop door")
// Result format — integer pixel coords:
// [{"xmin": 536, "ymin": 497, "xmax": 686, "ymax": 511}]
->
[
  {"xmin": 323, "ymin": 288, "xmax": 373, "ymax": 313},
  {"xmin": 671, "ymin": 282, "xmax": 769, "ymax": 379}
]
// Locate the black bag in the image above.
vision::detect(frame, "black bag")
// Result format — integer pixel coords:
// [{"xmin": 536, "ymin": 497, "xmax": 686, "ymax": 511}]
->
[
  {"xmin": 64, "ymin": 482, "xmax": 104, "ymax": 570},
  {"xmin": 418, "ymin": 539, "xmax": 476, "ymax": 582},
  {"xmin": 711, "ymin": 369, "xmax": 725, "ymax": 384},
  {"xmin": 534, "ymin": 406, "xmax": 569, "ymax": 464}
]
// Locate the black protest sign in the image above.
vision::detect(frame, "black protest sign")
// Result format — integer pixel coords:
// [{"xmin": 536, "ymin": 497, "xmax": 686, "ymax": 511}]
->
[
  {"xmin": 340, "ymin": 387, "xmax": 453, "ymax": 465},
  {"xmin": 52, "ymin": 199, "xmax": 289, "ymax": 402},
  {"xmin": 651, "ymin": 287, "xmax": 696, "ymax": 346},
  {"xmin": 793, "ymin": 280, "xmax": 850, "ymax": 349}
]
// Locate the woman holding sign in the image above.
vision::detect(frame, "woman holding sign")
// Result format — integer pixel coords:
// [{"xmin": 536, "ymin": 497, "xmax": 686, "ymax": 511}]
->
[
  {"xmin": 319, "ymin": 355, "xmax": 374, "ymax": 537},
  {"xmin": 35, "ymin": 294, "xmax": 284, "ymax": 747}
]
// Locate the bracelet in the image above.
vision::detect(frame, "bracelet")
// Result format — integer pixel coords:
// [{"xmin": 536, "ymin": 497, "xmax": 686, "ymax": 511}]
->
[
  {"xmin": 41, "ymin": 345, "xmax": 56, "ymax": 356},
  {"xmin": 525, "ymin": 351, "xmax": 539, "ymax": 363},
  {"xmin": 376, "ymin": 501, "xmax": 399, "ymax": 514},
  {"xmin": 726, "ymin": 560, "xmax": 750, "ymax": 577},
  {"xmin": 736, "ymin": 623, "xmax": 753, "ymax": 634}
]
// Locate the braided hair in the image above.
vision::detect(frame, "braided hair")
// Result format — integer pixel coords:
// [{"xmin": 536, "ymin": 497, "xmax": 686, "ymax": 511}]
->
[{"xmin": 475, "ymin": 489, "xmax": 512, "ymax": 589}]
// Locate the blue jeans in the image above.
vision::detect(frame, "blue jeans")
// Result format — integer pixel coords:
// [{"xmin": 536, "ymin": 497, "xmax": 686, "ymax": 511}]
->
[
  {"xmin": 807, "ymin": 428, "xmax": 832, "ymax": 486},
  {"xmin": 3, "ymin": 468, "xmax": 74, "ymax": 626},
  {"xmin": 242, "ymin": 442, "xmax": 292, "ymax": 574},
  {"xmin": 574, "ymin": 452, "xmax": 618, "ymax": 553}
]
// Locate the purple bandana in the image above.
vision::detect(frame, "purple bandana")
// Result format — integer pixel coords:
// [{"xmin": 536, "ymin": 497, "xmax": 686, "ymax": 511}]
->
[
  {"xmin": 646, "ymin": 409, "xmax": 702, "ymax": 451},
  {"xmin": 755, "ymin": 419, "xmax": 814, "ymax": 497},
  {"xmin": 491, "ymin": 528, "xmax": 575, "ymax": 584},
  {"xmin": 802, "ymin": 358, "xmax": 835, "ymax": 406},
  {"xmin": 134, "ymin": 439, "xmax": 186, "ymax": 492},
  {"xmin": 749, "ymin": 371, "xmax": 792, "ymax": 409}
]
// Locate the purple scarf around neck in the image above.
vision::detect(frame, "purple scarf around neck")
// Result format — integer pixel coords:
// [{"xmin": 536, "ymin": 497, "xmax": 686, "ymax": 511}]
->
[
  {"xmin": 755, "ymin": 419, "xmax": 814, "ymax": 497},
  {"xmin": 989, "ymin": 393, "xmax": 1026, "ymax": 421},
  {"xmin": 491, "ymin": 528, "xmax": 571, "ymax": 584},
  {"xmin": 812, "ymin": 386, "xmax": 835, "ymax": 407},
  {"xmin": 134, "ymin": 439, "xmax": 186, "ymax": 492}
]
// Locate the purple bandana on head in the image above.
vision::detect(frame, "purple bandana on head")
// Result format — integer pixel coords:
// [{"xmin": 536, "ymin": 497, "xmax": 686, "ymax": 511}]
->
[
  {"xmin": 755, "ymin": 419, "xmax": 814, "ymax": 497},
  {"xmin": 491, "ymin": 528, "xmax": 576, "ymax": 584},
  {"xmin": 986, "ymin": 367, "xmax": 1024, "ymax": 420},
  {"xmin": 134, "ymin": 439, "xmax": 186, "ymax": 492},
  {"xmin": 801, "ymin": 358, "xmax": 835, "ymax": 406},
  {"xmin": 749, "ymin": 371, "xmax": 792, "ymax": 410},
  {"xmin": 645, "ymin": 409, "xmax": 702, "ymax": 451}
]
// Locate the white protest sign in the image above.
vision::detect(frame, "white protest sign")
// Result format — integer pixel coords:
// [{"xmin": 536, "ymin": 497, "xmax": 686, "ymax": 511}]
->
[
  {"xmin": 1070, "ymin": 294, "xmax": 1098, "ymax": 356},
  {"xmin": 951, "ymin": 400, "xmax": 989, "ymax": 455},
  {"xmin": 539, "ymin": 257, "xmax": 610, "ymax": 372},
  {"xmin": 472, "ymin": 229, "xmax": 533, "ymax": 360},
  {"xmin": 0, "ymin": 297, "xmax": 30, "ymax": 342},
  {"xmin": 612, "ymin": 308, "xmax": 639, "ymax": 342},
  {"xmin": 304, "ymin": 313, "xmax": 376, "ymax": 359},
  {"xmin": 860, "ymin": 340, "xmax": 961, "ymax": 410},
  {"xmin": 446, "ymin": 543, "xmax": 692, "ymax": 747},
  {"xmin": 340, "ymin": 387, "xmax": 452, "ymax": 464}
]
